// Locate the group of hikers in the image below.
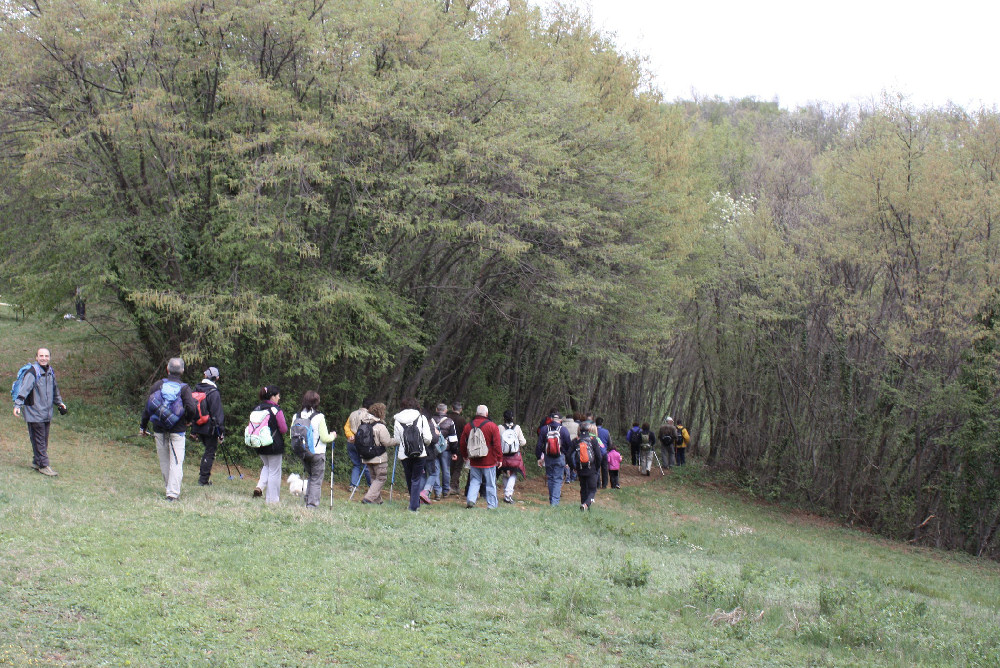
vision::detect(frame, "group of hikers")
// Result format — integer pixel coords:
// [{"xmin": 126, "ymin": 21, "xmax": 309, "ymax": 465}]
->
[{"xmin": 13, "ymin": 350, "xmax": 691, "ymax": 512}]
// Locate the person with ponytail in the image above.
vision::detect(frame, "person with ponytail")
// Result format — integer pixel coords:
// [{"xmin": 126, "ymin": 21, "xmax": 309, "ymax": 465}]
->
[{"xmin": 251, "ymin": 385, "xmax": 288, "ymax": 503}]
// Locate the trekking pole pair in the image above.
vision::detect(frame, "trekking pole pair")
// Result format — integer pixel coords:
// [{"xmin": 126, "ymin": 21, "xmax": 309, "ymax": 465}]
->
[{"xmin": 217, "ymin": 431, "xmax": 243, "ymax": 479}]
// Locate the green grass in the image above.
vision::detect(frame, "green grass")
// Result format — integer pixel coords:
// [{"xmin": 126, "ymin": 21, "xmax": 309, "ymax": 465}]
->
[{"xmin": 2, "ymin": 316, "xmax": 1000, "ymax": 666}]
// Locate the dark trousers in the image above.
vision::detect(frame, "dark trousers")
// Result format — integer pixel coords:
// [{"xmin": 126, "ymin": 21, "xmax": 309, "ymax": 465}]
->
[
  {"xmin": 610, "ymin": 469, "xmax": 620, "ymax": 487},
  {"xmin": 630, "ymin": 442, "xmax": 639, "ymax": 466},
  {"xmin": 449, "ymin": 454, "xmax": 465, "ymax": 493},
  {"xmin": 403, "ymin": 457, "xmax": 426, "ymax": 511},
  {"xmin": 27, "ymin": 421, "xmax": 51, "ymax": 468},
  {"xmin": 198, "ymin": 433, "xmax": 219, "ymax": 483},
  {"xmin": 676, "ymin": 447, "xmax": 686, "ymax": 465},
  {"xmin": 600, "ymin": 459, "xmax": 609, "ymax": 488},
  {"xmin": 579, "ymin": 469, "xmax": 599, "ymax": 507}
]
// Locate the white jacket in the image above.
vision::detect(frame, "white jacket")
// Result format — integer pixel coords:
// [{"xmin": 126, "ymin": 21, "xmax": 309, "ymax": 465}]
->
[{"xmin": 393, "ymin": 408, "xmax": 432, "ymax": 460}]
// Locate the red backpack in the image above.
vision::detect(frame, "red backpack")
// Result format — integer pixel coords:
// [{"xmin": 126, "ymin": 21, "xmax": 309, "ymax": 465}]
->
[
  {"xmin": 190, "ymin": 390, "xmax": 212, "ymax": 426},
  {"xmin": 546, "ymin": 425, "xmax": 562, "ymax": 457}
]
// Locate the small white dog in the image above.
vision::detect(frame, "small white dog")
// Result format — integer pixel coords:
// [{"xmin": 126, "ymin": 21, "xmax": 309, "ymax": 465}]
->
[{"xmin": 288, "ymin": 473, "xmax": 307, "ymax": 497}]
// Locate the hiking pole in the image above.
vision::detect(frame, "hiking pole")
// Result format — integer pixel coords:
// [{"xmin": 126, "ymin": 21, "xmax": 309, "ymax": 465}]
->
[
  {"xmin": 652, "ymin": 451, "xmax": 665, "ymax": 477},
  {"xmin": 219, "ymin": 441, "xmax": 234, "ymax": 479},
  {"xmin": 349, "ymin": 465, "xmax": 368, "ymax": 502},
  {"xmin": 389, "ymin": 448, "xmax": 398, "ymax": 502},
  {"xmin": 330, "ymin": 459, "xmax": 334, "ymax": 509},
  {"xmin": 220, "ymin": 440, "xmax": 243, "ymax": 479}
]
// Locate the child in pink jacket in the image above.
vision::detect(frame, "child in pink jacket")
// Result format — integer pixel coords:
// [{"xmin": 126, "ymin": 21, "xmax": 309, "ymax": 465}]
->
[{"xmin": 607, "ymin": 445, "xmax": 623, "ymax": 489}]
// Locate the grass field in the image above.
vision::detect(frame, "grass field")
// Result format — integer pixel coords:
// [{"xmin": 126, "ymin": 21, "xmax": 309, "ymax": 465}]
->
[{"xmin": 2, "ymin": 316, "xmax": 1000, "ymax": 666}]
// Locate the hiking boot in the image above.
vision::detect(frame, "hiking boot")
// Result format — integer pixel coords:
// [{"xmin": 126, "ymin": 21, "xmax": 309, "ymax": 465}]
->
[
  {"xmin": 580, "ymin": 503, "xmax": 588, "ymax": 511},
  {"xmin": 30, "ymin": 463, "xmax": 40, "ymax": 470},
  {"xmin": 466, "ymin": 501, "xmax": 475, "ymax": 508},
  {"xmin": 38, "ymin": 466, "xmax": 58, "ymax": 477},
  {"xmin": 503, "ymin": 496, "xmax": 513, "ymax": 504},
  {"xmin": 419, "ymin": 491, "xmax": 431, "ymax": 505},
  {"xmin": 199, "ymin": 480, "xmax": 212, "ymax": 486},
  {"xmin": 253, "ymin": 487, "xmax": 263, "ymax": 497},
  {"xmin": 166, "ymin": 495, "xmax": 177, "ymax": 502}
]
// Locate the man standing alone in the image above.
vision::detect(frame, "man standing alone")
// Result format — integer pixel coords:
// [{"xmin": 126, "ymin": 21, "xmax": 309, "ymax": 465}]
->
[
  {"xmin": 13, "ymin": 347, "xmax": 67, "ymax": 476},
  {"xmin": 140, "ymin": 357, "xmax": 197, "ymax": 501}
]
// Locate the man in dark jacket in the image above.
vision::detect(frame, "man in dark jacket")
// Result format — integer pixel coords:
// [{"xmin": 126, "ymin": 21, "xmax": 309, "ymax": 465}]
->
[
  {"xmin": 535, "ymin": 411, "xmax": 573, "ymax": 506},
  {"xmin": 572, "ymin": 421, "xmax": 605, "ymax": 510},
  {"xmin": 191, "ymin": 366, "xmax": 225, "ymax": 486},
  {"xmin": 446, "ymin": 402, "xmax": 467, "ymax": 496},
  {"xmin": 596, "ymin": 417, "xmax": 612, "ymax": 489},
  {"xmin": 626, "ymin": 422, "xmax": 642, "ymax": 465},
  {"xmin": 13, "ymin": 347, "xmax": 67, "ymax": 477},
  {"xmin": 636, "ymin": 423, "xmax": 657, "ymax": 475},
  {"xmin": 140, "ymin": 357, "xmax": 198, "ymax": 501},
  {"xmin": 459, "ymin": 405, "xmax": 503, "ymax": 508}
]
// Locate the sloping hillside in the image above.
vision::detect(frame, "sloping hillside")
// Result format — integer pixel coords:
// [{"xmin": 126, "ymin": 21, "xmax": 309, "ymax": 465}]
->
[{"xmin": 2, "ymin": 315, "xmax": 1000, "ymax": 666}]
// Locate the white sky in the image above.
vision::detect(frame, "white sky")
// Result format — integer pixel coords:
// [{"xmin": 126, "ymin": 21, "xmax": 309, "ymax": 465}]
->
[{"xmin": 559, "ymin": 0, "xmax": 999, "ymax": 110}]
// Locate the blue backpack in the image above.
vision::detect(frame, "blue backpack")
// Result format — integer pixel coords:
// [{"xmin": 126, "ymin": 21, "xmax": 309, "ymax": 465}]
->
[
  {"xmin": 147, "ymin": 380, "xmax": 186, "ymax": 430},
  {"xmin": 290, "ymin": 412, "xmax": 317, "ymax": 458},
  {"xmin": 11, "ymin": 363, "xmax": 38, "ymax": 406}
]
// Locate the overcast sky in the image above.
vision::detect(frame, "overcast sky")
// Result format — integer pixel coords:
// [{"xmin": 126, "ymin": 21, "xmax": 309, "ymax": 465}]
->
[{"xmin": 559, "ymin": 0, "xmax": 998, "ymax": 110}]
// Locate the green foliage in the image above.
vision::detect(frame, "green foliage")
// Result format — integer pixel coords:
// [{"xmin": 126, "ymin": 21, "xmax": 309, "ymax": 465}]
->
[
  {"xmin": 0, "ymin": 0, "xmax": 696, "ymax": 420},
  {"xmin": 611, "ymin": 552, "xmax": 652, "ymax": 588}
]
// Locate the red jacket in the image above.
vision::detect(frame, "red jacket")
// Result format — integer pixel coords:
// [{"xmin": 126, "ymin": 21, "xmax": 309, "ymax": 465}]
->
[{"xmin": 459, "ymin": 416, "xmax": 502, "ymax": 468}]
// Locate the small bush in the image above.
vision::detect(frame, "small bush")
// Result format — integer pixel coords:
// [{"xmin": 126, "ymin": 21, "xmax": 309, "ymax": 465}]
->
[{"xmin": 611, "ymin": 553, "xmax": 652, "ymax": 588}]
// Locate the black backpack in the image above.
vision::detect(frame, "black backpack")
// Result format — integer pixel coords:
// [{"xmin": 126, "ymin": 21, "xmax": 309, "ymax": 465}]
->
[
  {"xmin": 354, "ymin": 422, "xmax": 385, "ymax": 460},
  {"xmin": 402, "ymin": 417, "xmax": 424, "ymax": 458}
]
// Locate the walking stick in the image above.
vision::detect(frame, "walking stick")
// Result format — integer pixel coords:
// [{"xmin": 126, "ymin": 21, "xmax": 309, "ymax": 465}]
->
[
  {"xmin": 330, "ymin": 459, "xmax": 334, "ymax": 508},
  {"xmin": 349, "ymin": 465, "xmax": 368, "ymax": 502},
  {"xmin": 217, "ymin": 437, "xmax": 233, "ymax": 479},
  {"xmin": 220, "ymin": 446, "xmax": 233, "ymax": 479},
  {"xmin": 389, "ymin": 447, "xmax": 398, "ymax": 502},
  {"xmin": 652, "ymin": 450, "xmax": 665, "ymax": 477}
]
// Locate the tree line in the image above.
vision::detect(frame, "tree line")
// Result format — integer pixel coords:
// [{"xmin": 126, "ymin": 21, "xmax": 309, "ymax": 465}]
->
[{"xmin": 3, "ymin": 0, "xmax": 1000, "ymax": 558}]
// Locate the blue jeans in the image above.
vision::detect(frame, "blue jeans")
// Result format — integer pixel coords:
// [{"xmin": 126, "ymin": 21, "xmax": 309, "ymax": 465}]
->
[
  {"xmin": 347, "ymin": 440, "xmax": 371, "ymax": 486},
  {"xmin": 467, "ymin": 466, "xmax": 498, "ymax": 508},
  {"xmin": 545, "ymin": 455, "xmax": 566, "ymax": 506},
  {"xmin": 422, "ymin": 449, "xmax": 451, "ymax": 496}
]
